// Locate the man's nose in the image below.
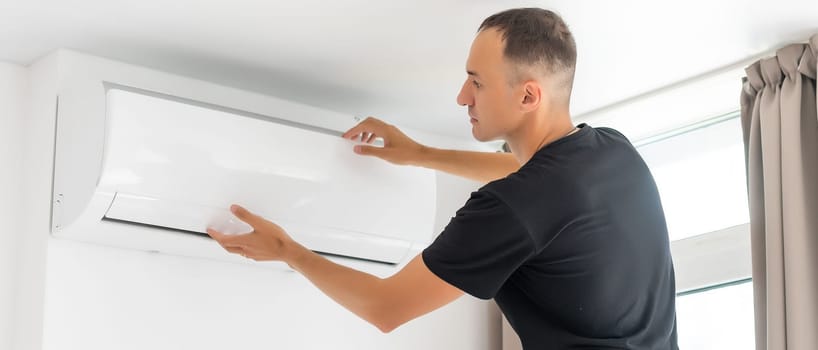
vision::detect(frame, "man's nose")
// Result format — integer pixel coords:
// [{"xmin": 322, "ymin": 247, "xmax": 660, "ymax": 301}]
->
[{"xmin": 456, "ymin": 82, "xmax": 472, "ymax": 106}]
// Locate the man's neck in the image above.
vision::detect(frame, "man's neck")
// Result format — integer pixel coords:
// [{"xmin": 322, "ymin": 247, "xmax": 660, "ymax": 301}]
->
[{"xmin": 506, "ymin": 111, "xmax": 574, "ymax": 165}]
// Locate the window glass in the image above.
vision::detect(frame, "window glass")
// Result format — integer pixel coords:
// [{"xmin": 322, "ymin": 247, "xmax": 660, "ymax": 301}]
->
[
  {"xmin": 636, "ymin": 117, "xmax": 749, "ymax": 240},
  {"xmin": 676, "ymin": 281, "xmax": 755, "ymax": 349}
]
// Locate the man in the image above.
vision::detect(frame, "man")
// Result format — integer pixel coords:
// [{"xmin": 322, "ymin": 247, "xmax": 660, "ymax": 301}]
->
[{"xmin": 208, "ymin": 8, "xmax": 678, "ymax": 349}]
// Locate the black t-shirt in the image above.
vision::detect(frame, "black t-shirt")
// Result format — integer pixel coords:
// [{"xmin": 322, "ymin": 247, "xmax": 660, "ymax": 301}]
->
[{"xmin": 423, "ymin": 124, "xmax": 679, "ymax": 349}]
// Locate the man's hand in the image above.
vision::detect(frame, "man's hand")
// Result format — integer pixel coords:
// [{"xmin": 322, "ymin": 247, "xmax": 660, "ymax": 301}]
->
[
  {"xmin": 342, "ymin": 117, "xmax": 427, "ymax": 166},
  {"xmin": 207, "ymin": 204, "xmax": 464, "ymax": 333},
  {"xmin": 343, "ymin": 116, "xmax": 520, "ymax": 183},
  {"xmin": 207, "ymin": 204, "xmax": 301, "ymax": 262}
]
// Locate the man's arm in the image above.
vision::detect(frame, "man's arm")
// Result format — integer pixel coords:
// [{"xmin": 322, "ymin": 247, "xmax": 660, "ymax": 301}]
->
[
  {"xmin": 207, "ymin": 205, "xmax": 463, "ymax": 333},
  {"xmin": 342, "ymin": 117, "xmax": 519, "ymax": 183},
  {"xmin": 289, "ymin": 251, "xmax": 462, "ymax": 333}
]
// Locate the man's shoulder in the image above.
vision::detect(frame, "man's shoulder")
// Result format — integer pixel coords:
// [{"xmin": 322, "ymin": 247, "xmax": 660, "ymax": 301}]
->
[
  {"xmin": 480, "ymin": 166, "xmax": 537, "ymax": 195},
  {"xmin": 582, "ymin": 125, "xmax": 638, "ymax": 150},
  {"xmin": 477, "ymin": 163, "xmax": 558, "ymax": 214},
  {"xmin": 592, "ymin": 125, "xmax": 624, "ymax": 135}
]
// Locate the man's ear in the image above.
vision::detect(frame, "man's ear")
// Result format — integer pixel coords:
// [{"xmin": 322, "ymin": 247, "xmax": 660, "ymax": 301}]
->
[{"xmin": 520, "ymin": 80, "xmax": 542, "ymax": 112}]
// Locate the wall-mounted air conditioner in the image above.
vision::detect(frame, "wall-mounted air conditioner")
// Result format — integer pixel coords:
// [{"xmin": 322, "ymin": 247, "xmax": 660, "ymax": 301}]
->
[{"xmin": 50, "ymin": 59, "xmax": 436, "ymax": 269}]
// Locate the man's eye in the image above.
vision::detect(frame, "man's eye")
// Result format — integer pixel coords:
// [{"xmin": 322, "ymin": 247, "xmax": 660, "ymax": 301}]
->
[{"xmin": 472, "ymin": 80, "xmax": 481, "ymax": 88}]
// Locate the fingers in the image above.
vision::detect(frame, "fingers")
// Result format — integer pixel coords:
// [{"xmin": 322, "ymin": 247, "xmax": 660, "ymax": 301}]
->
[
  {"xmin": 342, "ymin": 117, "xmax": 390, "ymax": 141},
  {"xmin": 223, "ymin": 244, "xmax": 254, "ymax": 260},
  {"xmin": 207, "ymin": 227, "xmax": 247, "ymax": 256},
  {"xmin": 229, "ymin": 204, "xmax": 265, "ymax": 228},
  {"xmin": 359, "ymin": 132, "xmax": 373, "ymax": 143},
  {"xmin": 224, "ymin": 246, "xmax": 245, "ymax": 255},
  {"xmin": 207, "ymin": 227, "xmax": 245, "ymax": 246},
  {"xmin": 353, "ymin": 144, "xmax": 387, "ymax": 157},
  {"xmin": 207, "ymin": 227, "xmax": 256, "ymax": 257},
  {"xmin": 206, "ymin": 227, "xmax": 232, "ymax": 242}
]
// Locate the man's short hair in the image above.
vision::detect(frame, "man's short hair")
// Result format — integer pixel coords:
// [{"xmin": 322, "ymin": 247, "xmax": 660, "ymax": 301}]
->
[{"xmin": 479, "ymin": 8, "xmax": 577, "ymax": 94}]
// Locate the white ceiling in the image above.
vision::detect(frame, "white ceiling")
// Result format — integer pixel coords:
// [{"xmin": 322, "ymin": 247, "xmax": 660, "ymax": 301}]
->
[{"xmin": 1, "ymin": 0, "xmax": 816, "ymax": 141}]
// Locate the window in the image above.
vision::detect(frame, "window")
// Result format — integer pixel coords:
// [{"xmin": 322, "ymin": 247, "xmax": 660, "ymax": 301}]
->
[
  {"xmin": 636, "ymin": 116, "xmax": 749, "ymax": 241},
  {"xmin": 675, "ymin": 281, "xmax": 755, "ymax": 349},
  {"xmin": 635, "ymin": 114, "xmax": 754, "ymax": 347}
]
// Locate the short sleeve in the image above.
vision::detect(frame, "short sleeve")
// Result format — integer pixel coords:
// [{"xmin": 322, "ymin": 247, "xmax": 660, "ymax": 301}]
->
[{"xmin": 422, "ymin": 190, "xmax": 535, "ymax": 299}]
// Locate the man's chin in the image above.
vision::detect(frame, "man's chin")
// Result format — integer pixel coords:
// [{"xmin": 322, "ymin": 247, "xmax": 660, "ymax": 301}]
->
[{"xmin": 470, "ymin": 126, "xmax": 495, "ymax": 142}]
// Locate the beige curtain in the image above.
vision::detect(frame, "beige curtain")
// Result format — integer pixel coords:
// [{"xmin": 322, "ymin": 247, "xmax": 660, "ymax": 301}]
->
[{"xmin": 740, "ymin": 34, "xmax": 818, "ymax": 350}]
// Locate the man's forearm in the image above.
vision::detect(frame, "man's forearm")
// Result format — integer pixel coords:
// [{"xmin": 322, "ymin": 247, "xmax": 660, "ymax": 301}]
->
[
  {"xmin": 412, "ymin": 146, "xmax": 520, "ymax": 183},
  {"xmin": 283, "ymin": 242, "xmax": 462, "ymax": 333},
  {"xmin": 285, "ymin": 242, "xmax": 396, "ymax": 332}
]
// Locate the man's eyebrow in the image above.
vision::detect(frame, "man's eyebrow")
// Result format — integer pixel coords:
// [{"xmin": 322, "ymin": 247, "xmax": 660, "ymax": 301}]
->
[{"xmin": 467, "ymin": 70, "xmax": 479, "ymax": 77}]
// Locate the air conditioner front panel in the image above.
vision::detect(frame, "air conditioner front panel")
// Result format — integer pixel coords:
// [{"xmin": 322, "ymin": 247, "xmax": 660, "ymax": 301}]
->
[
  {"xmin": 52, "ymin": 87, "xmax": 436, "ymax": 266},
  {"xmin": 100, "ymin": 89, "xmax": 434, "ymax": 242}
]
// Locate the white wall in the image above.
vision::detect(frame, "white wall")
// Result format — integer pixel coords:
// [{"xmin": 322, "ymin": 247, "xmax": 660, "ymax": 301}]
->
[
  {"xmin": 12, "ymin": 52, "xmax": 60, "ymax": 350},
  {"xmin": 43, "ymin": 239, "xmax": 499, "ymax": 350},
  {"xmin": 0, "ymin": 61, "xmax": 27, "ymax": 350}
]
